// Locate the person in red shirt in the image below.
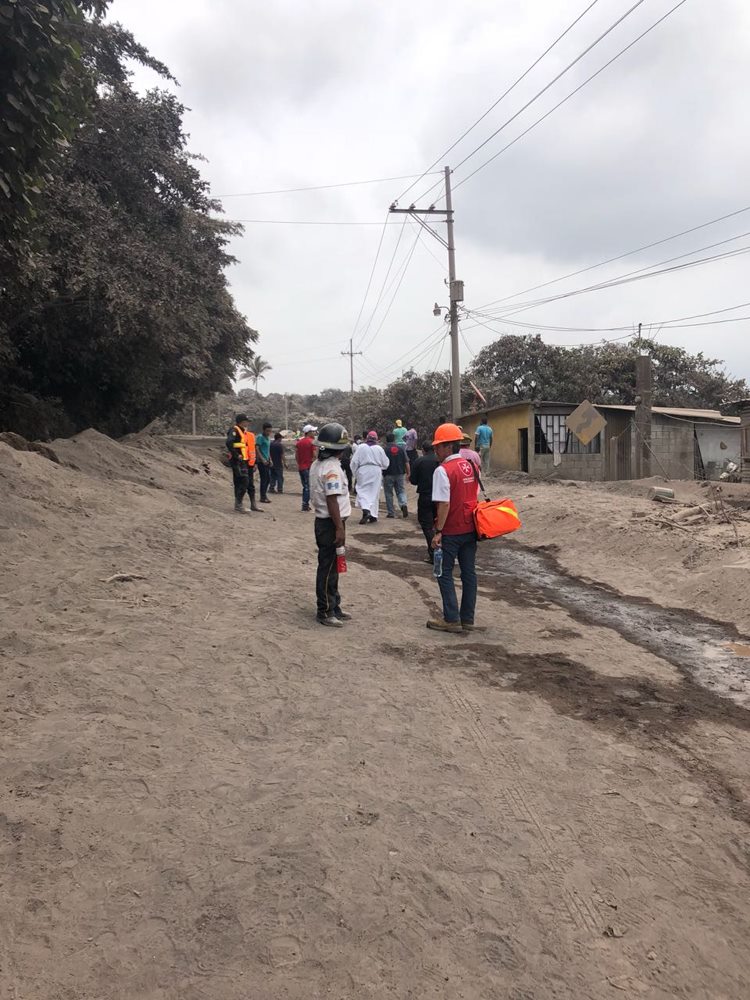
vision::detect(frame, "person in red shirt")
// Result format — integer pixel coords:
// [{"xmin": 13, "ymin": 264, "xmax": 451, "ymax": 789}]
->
[
  {"xmin": 295, "ymin": 424, "xmax": 317, "ymax": 512},
  {"xmin": 428, "ymin": 422, "xmax": 480, "ymax": 633}
]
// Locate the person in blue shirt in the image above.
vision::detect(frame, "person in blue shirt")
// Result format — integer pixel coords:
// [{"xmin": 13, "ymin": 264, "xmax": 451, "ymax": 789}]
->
[
  {"xmin": 474, "ymin": 416, "xmax": 493, "ymax": 473},
  {"xmin": 256, "ymin": 422, "xmax": 273, "ymax": 502}
]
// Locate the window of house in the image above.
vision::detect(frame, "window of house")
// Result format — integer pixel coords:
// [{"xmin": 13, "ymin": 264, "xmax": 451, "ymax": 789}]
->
[{"xmin": 534, "ymin": 415, "xmax": 601, "ymax": 455}]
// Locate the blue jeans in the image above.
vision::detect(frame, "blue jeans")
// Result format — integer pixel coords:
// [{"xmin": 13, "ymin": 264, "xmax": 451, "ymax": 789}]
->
[
  {"xmin": 299, "ymin": 468, "xmax": 310, "ymax": 507},
  {"xmin": 436, "ymin": 531, "xmax": 477, "ymax": 624},
  {"xmin": 383, "ymin": 474, "xmax": 407, "ymax": 515}
]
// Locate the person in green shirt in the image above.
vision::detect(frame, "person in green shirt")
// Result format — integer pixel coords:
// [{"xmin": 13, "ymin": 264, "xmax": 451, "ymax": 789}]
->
[
  {"xmin": 392, "ymin": 419, "xmax": 408, "ymax": 446},
  {"xmin": 255, "ymin": 422, "xmax": 273, "ymax": 502}
]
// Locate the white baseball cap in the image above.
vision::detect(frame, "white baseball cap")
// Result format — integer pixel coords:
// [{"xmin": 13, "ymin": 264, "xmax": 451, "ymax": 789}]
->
[{"xmin": 302, "ymin": 424, "xmax": 318, "ymax": 433}]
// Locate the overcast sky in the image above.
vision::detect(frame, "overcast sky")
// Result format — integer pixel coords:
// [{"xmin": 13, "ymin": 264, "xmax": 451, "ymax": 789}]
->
[{"xmin": 113, "ymin": 0, "xmax": 750, "ymax": 396}]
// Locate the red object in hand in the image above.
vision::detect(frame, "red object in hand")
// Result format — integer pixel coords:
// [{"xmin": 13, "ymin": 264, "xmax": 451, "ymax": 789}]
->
[{"xmin": 336, "ymin": 546, "xmax": 347, "ymax": 573}]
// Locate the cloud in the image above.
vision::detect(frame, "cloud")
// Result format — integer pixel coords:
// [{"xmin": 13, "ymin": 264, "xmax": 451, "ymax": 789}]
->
[{"xmin": 111, "ymin": 0, "xmax": 750, "ymax": 394}]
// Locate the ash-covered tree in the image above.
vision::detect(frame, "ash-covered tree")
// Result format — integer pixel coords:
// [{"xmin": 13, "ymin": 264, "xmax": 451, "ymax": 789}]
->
[
  {"xmin": 469, "ymin": 334, "xmax": 747, "ymax": 411},
  {"xmin": 1, "ymin": 12, "xmax": 255, "ymax": 437}
]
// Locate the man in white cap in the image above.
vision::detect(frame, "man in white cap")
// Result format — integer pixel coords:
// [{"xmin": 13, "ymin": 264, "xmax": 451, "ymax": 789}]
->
[{"xmin": 295, "ymin": 424, "xmax": 317, "ymax": 512}]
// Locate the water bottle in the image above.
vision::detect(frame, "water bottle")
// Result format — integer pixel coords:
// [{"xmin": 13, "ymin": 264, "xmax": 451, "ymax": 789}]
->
[
  {"xmin": 336, "ymin": 546, "xmax": 347, "ymax": 573},
  {"xmin": 433, "ymin": 546, "xmax": 443, "ymax": 579}
]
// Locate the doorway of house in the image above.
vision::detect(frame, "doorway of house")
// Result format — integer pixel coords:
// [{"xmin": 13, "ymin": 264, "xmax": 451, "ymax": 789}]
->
[{"xmin": 519, "ymin": 428, "xmax": 529, "ymax": 473}]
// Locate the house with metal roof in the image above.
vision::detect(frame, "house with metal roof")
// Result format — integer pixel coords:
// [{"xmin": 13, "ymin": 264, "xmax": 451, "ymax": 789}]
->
[{"xmin": 459, "ymin": 401, "xmax": 741, "ymax": 481}]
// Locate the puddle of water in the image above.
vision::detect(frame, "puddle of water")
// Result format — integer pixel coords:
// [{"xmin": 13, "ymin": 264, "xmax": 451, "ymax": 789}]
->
[{"xmin": 483, "ymin": 545, "xmax": 750, "ymax": 708}]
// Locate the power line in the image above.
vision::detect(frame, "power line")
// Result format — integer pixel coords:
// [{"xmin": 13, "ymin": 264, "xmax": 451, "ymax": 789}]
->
[
  {"xmin": 225, "ymin": 218, "xmax": 403, "ymax": 226},
  {"xmin": 394, "ymin": 0, "xmax": 602, "ymax": 203},
  {"xmin": 216, "ymin": 171, "xmax": 443, "ymax": 198},
  {"xmin": 353, "ymin": 217, "xmax": 409, "ymax": 349},
  {"xmin": 463, "ymin": 298, "xmax": 750, "ymax": 335},
  {"xmin": 454, "ymin": 0, "xmax": 647, "ymax": 171},
  {"xmin": 413, "ymin": 0, "xmax": 651, "ymax": 203},
  {"xmin": 475, "ymin": 203, "xmax": 750, "ymax": 313},
  {"xmin": 361, "ymin": 324, "xmax": 446, "ymax": 385},
  {"xmin": 453, "ymin": 0, "xmax": 690, "ymax": 192},
  {"xmin": 348, "ymin": 216, "xmax": 390, "ymax": 342},
  {"xmin": 409, "ymin": 219, "xmax": 447, "ymax": 271},
  {"xmin": 359, "ymin": 230, "xmax": 422, "ymax": 354},
  {"xmin": 461, "ymin": 310, "xmax": 636, "ymax": 348},
  {"xmin": 484, "ymin": 239, "xmax": 750, "ymax": 317}
]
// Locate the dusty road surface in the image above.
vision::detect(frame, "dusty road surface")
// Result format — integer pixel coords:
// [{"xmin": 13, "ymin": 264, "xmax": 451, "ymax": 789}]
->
[{"xmin": 2, "ymin": 430, "xmax": 750, "ymax": 1000}]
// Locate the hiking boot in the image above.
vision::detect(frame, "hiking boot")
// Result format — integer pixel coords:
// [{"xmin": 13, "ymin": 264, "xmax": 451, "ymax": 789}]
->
[
  {"xmin": 301, "ymin": 504, "xmax": 311, "ymax": 512},
  {"xmin": 401, "ymin": 505, "xmax": 409, "ymax": 518},
  {"xmin": 426, "ymin": 619, "xmax": 463, "ymax": 634},
  {"xmin": 250, "ymin": 502, "xmax": 263, "ymax": 512},
  {"xmin": 334, "ymin": 609, "xmax": 352, "ymax": 621},
  {"xmin": 260, "ymin": 497, "xmax": 272, "ymax": 503},
  {"xmin": 317, "ymin": 615, "xmax": 344, "ymax": 628},
  {"xmin": 461, "ymin": 622, "xmax": 486, "ymax": 632},
  {"xmin": 359, "ymin": 510, "xmax": 370, "ymax": 525}
]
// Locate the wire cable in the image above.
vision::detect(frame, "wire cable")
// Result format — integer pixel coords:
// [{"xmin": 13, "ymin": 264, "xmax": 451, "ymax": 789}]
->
[
  {"xmin": 394, "ymin": 0, "xmax": 602, "ymax": 204},
  {"xmin": 485, "ymin": 239, "xmax": 750, "ymax": 318},
  {"xmin": 359, "ymin": 229, "xmax": 422, "ymax": 353},
  {"xmin": 362, "ymin": 324, "xmax": 447, "ymax": 384},
  {"xmin": 225, "ymin": 217, "xmax": 403, "ymax": 226},
  {"xmin": 353, "ymin": 217, "xmax": 409, "ymax": 348},
  {"xmin": 413, "ymin": 0, "xmax": 650, "ymax": 203},
  {"xmin": 453, "ymin": 0, "xmax": 690, "ymax": 192},
  {"xmin": 475, "ymin": 203, "xmax": 750, "ymax": 313},
  {"xmin": 463, "ymin": 298, "xmax": 750, "ymax": 335},
  {"xmin": 216, "ymin": 171, "xmax": 443, "ymax": 198},
  {"xmin": 349, "ymin": 215, "xmax": 390, "ymax": 343}
]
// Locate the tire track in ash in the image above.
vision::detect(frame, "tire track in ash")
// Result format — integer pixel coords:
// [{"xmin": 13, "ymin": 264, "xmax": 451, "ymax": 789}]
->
[{"xmin": 435, "ymin": 676, "xmax": 601, "ymax": 936}]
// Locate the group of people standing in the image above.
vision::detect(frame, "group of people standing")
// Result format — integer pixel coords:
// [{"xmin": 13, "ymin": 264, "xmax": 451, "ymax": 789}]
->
[{"xmin": 226, "ymin": 413, "xmax": 494, "ymax": 633}]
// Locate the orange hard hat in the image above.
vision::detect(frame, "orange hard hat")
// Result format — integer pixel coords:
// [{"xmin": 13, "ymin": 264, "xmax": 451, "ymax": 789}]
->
[{"xmin": 432, "ymin": 422, "xmax": 464, "ymax": 446}]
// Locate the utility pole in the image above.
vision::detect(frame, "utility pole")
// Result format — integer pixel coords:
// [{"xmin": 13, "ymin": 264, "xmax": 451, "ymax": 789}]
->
[
  {"xmin": 341, "ymin": 338, "xmax": 363, "ymax": 437},
  {"xmin": 191, "ymin": 401, "xmax": 197, "ymax": 437},
  {"xmin": 635, "ymin": 350, "xmax": 652, "ymax": 479},
  {"xmin": 284, "ymin": 393, "xmax": 289, "ymax": 434},
  {"xmin": 389, "ymin": 165, "xmax": 463, "ymax": 421},
  {"xmin": 444, "ymin": 166, "xmax": 461, "ymax": 422}
]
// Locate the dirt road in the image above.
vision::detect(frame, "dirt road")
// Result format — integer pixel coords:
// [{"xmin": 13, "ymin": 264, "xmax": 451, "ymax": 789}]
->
[{"xmin": 1, "ymin": 432, "xmax": 749, "ymax": 999}]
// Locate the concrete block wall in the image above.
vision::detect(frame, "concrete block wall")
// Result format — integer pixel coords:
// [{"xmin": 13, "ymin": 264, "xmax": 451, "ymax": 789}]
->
[
  {"xmin": 646, "ymin": 421, "xmax": 694, "ymax": 479},
  {"xmin": 532, "ymin": 452, "xmax": 605, "ymax": 481}
]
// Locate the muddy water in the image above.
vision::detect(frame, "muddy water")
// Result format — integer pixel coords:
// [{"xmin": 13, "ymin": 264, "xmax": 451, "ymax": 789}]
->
[{"xmin": 484, "ymin": 545, "xmax": 750, "ymax": 708}]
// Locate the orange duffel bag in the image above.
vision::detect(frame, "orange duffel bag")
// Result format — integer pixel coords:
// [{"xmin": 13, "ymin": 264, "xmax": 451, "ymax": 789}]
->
[
  {"xmin": 474, "ymin": 497, "xmax": 521, "ymax": 540},
  {"xmin": 471, "ymin": 465, "xmax": 521, "ymax": 540}
]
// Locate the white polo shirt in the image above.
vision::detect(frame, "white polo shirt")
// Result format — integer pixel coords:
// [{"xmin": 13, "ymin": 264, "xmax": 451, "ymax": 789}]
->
[{"xmin": 310, "ymin": 456, "xmax": 352, "ymax": 519}]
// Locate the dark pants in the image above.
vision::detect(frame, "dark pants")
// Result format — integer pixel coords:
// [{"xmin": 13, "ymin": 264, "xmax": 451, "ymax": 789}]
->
[
  {"xmin": 407, "ymin": 449, "xmax": 418, "ymax": 468},
  {"xmin": 436, "ymin": 531, "xmax": 478, "ymax": 624},
  {"xmin": 417, "ymin": 495, "xmax": 435, "ymax": 558},
  {"xmin": 314, "ymin": 517, "xmax": 342, "ymax": 619},
  {"xmin": 299, "ymin": 468, "xmax": 311, "ymax": 507},
  {"xmin": 270, "ymin": 464, "xmax": 284, "ymax": 493},
  {"xmin": 341, "ymin": 460, "xmax": 353, "ymax": 493},
  {"xmin": 232, "ymin": 462, "xmax": 256, "ymax": 506},
  {"xmin": 258, "ymin": 462, "xmax": 270, "ymax": 500}
]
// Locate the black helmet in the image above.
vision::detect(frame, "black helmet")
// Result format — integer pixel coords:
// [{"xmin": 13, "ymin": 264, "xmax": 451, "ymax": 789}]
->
[{"xmin": 314, "ymin": 422, "xmax": 349, "ymax": 450}]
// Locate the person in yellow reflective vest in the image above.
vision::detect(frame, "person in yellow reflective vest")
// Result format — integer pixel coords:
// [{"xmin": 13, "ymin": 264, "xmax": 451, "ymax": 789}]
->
[{"xmin": 226, "ymin": 414, "xmax": 262, "ymax": 513}]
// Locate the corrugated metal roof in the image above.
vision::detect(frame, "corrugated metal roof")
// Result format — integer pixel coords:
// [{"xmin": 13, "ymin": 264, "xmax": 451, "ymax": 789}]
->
[
  {"xmin": 459, "ymin": 401, "xmax": 740, "ymax": 424},
  {"xmin": 597, "ymin": 404, "xmax": 740, "ymax": 423}
]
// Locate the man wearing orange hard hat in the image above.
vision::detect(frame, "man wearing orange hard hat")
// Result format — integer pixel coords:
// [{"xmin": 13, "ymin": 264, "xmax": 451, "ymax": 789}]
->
[{"xmin": 427, "ymin": 422, "xmax": 481, "ymax": 633}]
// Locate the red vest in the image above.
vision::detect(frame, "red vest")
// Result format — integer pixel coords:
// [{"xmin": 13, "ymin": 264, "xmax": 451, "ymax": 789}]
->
[{"xmin": 441, "ymin": 457, "xmax": 479, "ymax": 535}]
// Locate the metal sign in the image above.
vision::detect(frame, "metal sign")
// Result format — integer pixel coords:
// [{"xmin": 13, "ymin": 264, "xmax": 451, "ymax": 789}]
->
[{"xmin": 566, "ymin": 400, "xmax": 607, "ymax": 446}]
